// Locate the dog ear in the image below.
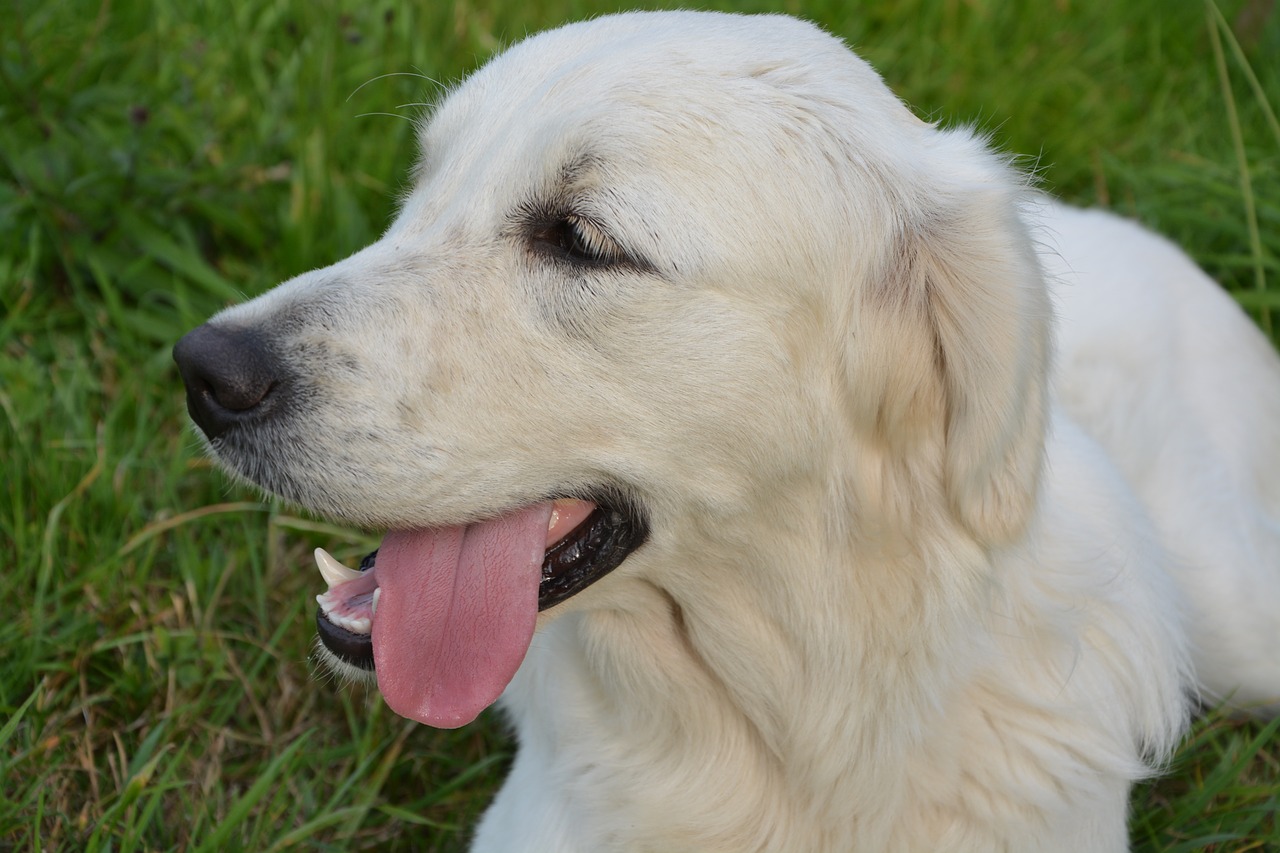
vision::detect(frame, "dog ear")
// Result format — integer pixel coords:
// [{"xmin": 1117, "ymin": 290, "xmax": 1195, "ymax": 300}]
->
[{"xmin": 846, "ymin": 132, "xmax": 1051, "ymax": 544}]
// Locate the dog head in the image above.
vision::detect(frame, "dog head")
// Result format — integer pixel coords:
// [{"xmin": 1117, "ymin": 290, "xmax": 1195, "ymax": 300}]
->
[{"xmin": 174, "ymin": 11, "xmax": 1049, "ymax": 726}]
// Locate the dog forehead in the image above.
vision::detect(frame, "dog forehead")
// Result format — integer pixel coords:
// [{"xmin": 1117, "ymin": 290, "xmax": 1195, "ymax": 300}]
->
[
  {"xmin": 459, "ymin": 13, "xmax": 843, "ymax": 102},
  {"xmin": 399, "ymin": 11, "xmax": 910, "ymax": 244},
  {"xmin": 418, "ymin": 12, "xmax": 863, "ymax": 171},
  {"xmin": 390, "ymin": 11, "xmax": 926, "ymax": 277}
]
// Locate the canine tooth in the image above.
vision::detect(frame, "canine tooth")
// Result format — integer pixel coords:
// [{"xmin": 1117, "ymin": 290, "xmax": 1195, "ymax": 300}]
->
[
  {"xmin": 371, "ymin": 587, "xmax": 381, "ymax": 615},
  {"xmin": 315, "ymin": 547, "xmax": 363, "ymax": 588}
]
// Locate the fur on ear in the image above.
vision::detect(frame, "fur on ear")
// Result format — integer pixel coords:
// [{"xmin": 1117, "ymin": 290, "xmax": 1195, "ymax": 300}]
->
[{"xmin": 846, "ymin": 130, "xmax": 1052, "ymax": 544}]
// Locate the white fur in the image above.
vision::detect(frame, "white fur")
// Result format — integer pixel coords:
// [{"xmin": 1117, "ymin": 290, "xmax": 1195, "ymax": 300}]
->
[{"xmin": 204, "ymin": 12, "xmax": 1280, "ymax": 851}]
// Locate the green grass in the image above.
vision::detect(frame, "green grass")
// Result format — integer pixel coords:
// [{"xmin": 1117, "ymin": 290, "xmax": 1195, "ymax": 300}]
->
[{"xmin": 2, "ymin": 0, "xmax": 1277, "ymax": 849}]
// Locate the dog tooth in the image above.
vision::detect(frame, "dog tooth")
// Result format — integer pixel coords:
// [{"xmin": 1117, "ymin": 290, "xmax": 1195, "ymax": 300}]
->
[
  {"xmin": 371, "ymin": 587, "xmax": 381, "ymax": 616},
  {"xmin": 315, "ymin": 547, "xmax": 363, "ymax": 589}
]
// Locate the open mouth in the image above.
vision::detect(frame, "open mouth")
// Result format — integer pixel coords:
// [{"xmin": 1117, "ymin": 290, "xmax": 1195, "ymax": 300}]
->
[{"xmin": 312, "ymin": 497, "xmax": 648, "ymax": 676}]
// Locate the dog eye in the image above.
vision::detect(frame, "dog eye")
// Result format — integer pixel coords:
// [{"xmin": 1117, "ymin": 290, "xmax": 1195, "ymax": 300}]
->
[{"xmin": 533, "ymin": 215, "xmax": 621, "ymax": 265}]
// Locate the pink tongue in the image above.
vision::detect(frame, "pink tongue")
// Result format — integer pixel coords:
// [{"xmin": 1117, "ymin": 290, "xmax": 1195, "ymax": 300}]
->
[{"xmin": 372, "ymin": 503, "xmax": 553, "ymax": 728}]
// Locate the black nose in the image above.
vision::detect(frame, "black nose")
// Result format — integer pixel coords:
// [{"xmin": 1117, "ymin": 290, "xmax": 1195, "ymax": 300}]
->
[{"xmin": 173, "ymin": 323, "xmax": 281, "ymax": 440}]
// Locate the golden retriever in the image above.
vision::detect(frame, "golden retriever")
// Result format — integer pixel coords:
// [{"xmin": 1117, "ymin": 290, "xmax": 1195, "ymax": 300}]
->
[{"xmin": 175, "ymin": 12, "xmax": 1280, "ymax": 851}]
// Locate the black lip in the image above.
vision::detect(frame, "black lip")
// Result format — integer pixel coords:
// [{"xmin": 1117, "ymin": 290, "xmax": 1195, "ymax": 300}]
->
[
  {"xmin": 537, "ymin": 504, "xmax": 647, "ymax": 610},
  {"xmin": 315, "ymin": 499, "xmax": 649, "ymax": 672},
  {"xmin": 316, "ymin": 610, "xmax": 377, "ymax": 670}
]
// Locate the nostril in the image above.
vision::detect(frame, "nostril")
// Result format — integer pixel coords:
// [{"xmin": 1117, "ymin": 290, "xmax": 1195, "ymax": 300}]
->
[
  {"xmin": 173, "ymin": 323, "xmax": 282, "ymax": 439},
  {"xmin": 192, "ymin": 363, "xmax": 274, "ymax": 413}
]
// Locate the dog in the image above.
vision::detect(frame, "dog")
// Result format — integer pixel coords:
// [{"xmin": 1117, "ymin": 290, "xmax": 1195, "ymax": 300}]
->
[{"xmin": 174, "ymin": 11, "xmax": 1280, "ymax": 851}]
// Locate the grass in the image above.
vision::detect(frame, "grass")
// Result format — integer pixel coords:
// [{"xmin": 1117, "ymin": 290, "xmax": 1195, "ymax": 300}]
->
[{"xmin": 1, "ymin": 0, "xmax": 1277, "ymax": 848}]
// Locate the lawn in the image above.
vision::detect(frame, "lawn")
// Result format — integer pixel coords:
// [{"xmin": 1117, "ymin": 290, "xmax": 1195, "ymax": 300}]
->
[{"xmin": 1, "ymin": 0, "xmax": 1277, "ymax": 849}]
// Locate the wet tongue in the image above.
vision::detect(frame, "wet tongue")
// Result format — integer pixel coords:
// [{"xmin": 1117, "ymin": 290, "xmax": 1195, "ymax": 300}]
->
[{"xmin": 372, "ymin": 503, "xmax": 553, "ymax": 728}]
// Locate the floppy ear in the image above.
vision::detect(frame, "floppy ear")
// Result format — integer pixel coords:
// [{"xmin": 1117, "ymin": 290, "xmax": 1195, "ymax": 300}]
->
[{"xmin": 847, "ymin": 132, "xmax": 1052, "ymax": 544}]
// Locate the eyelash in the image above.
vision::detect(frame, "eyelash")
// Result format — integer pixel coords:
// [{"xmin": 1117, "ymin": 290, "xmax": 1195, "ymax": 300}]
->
[{"xmin": 532, "ymin": 215, "xmax": 621, "ymax": 266}]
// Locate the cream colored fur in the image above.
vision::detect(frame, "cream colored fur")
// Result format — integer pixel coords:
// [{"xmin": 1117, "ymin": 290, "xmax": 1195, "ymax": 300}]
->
[{"xmin": 203, "ymin": 12, "xmax": 1280, "ymax": 851}]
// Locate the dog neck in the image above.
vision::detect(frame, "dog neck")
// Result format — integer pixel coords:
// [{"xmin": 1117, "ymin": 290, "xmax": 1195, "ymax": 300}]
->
[{"xmin": 504, "ymin": 476, "xmax": 997, "ymax": 848}]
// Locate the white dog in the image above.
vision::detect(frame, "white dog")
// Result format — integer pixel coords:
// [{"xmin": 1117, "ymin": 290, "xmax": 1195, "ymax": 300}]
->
[{"xmin": 174, "ymin": 12, "xmax": 1280, "ymax": 851}]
